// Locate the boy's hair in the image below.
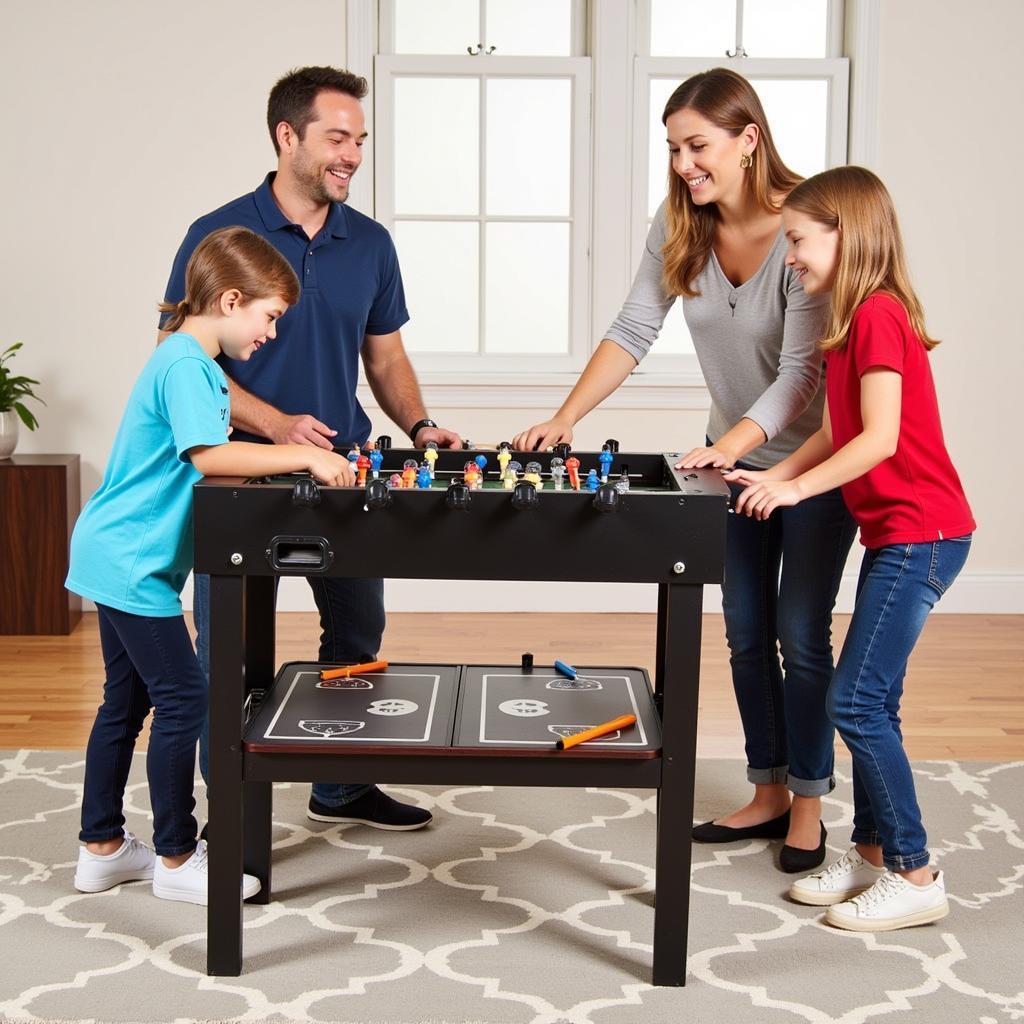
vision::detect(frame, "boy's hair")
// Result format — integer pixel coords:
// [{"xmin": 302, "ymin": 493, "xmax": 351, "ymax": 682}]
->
[
  {"xmin": 784, "ymin": 166, "xmax": 937, "ymax": 352},
  {"xmin": 267, "ymin": 66, "xmax": 368, "ymax": 155},
  {"xmin": 158, "ymin": 227, "xmax": 300, "ymax": 333},
  {"xmin": 660, "ymin": 67, "xmax": 802, "ymax": 298}
]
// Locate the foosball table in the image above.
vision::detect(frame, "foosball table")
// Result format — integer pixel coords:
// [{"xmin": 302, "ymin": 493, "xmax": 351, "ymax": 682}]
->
[{"xmin": 193, "ymin": 441, "xmax": 729, "ymax": 985}]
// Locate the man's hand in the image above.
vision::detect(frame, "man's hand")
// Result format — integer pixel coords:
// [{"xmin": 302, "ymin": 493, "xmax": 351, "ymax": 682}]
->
[
  {"xmin": 306, "ymin": 449, "xmax": 356, "ymax": 486},
  {"xmin": 270, "ymin": 413, "xmax": 338, "ymax": 450},
  {"xmin": 512, "ymin": 418, "xmax": 574, "ymax": 452},
  {"xmin": 415, "ymin": 425, "xmax": 462, "ymax": 449}
]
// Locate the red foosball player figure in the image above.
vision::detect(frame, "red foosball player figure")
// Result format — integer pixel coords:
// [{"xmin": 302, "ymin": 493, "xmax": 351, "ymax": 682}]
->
[
  {"xmin": 402, "ymin": 459, "xmax": 418, "ymax": 488},
  {"xmin": 356, "ymin": 453, "xmax": 371, "ymax": 487},
  {"xmin": 566, "ymin": 455, "xmax": 581, "ymax": 491}
]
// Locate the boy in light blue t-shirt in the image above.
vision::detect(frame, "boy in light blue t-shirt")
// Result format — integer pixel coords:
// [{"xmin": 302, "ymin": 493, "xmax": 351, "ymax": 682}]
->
[{"xmin": 66, "ymin": 226, "xmax": 353, "ymax": 907}]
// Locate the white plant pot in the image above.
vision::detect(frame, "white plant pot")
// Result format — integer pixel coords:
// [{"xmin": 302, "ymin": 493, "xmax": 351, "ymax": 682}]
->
[{"xmin": 0, "ymin": 409, "xmax": 19, "ymax": 459}]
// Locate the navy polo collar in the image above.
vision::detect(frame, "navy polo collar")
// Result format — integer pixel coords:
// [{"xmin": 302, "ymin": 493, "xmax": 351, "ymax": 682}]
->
[{"xmin": 254, "ymin": 172, "xmax": 349, "ymax": 239}]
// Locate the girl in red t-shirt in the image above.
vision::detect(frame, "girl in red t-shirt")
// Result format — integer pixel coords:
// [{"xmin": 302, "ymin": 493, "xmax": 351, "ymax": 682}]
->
[{"xmin": 725, "ymin": 165, "xmax": 975, "ymax": 932}]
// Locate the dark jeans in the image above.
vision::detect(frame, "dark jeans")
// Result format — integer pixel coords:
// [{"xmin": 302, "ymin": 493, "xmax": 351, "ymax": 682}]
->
[
  {"xmin": 194, "ymin": 573, "xmax": 385, "ymax": 808},
  {"xmin": 80, "ymin": 605, "xmax": 205, "ymax": 856},
  {"xmin": 722, "ymin": 466, "xmax": 858, "ymax": 796},
  {"xmin": 828, "ymin": 537, "xmax": 971, "ymax": 871}
]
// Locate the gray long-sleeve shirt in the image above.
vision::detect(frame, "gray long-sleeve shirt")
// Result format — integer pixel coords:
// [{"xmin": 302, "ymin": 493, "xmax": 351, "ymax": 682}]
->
[{"xmin": 605, "ymin": 202, "xmax": 828, "ymax": 469}]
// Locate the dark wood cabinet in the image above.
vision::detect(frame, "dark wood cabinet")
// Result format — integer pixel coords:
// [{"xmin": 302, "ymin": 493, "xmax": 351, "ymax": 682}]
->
[{"xmin": 0, "ymin": 454, "xmax": 81, "ymax": 634}]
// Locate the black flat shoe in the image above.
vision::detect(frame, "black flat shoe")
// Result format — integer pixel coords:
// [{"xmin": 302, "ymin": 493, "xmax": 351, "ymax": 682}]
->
[
  {"xmin": 692, "ymin": 809, "xmax": 791, "ymax": 843},
  {"xmin": 779, "ymin": 821, "xmax": 827, "ymax": 873}
]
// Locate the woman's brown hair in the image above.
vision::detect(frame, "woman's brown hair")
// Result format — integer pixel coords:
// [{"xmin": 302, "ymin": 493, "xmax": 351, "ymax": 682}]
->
[
  {"xmin": 784, "ymin": 166, "xmax": 937, "ymax": 351},
  {"xmin": 660, "ymin": 67, "xmax": 801, "ymax": 298},
  {"xmin": 158, "ymin": 226, "xmax": 301, "ymax": 334}
]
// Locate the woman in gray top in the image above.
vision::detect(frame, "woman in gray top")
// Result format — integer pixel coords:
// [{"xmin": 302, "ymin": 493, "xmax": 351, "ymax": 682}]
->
[{"xmin": 514, "ymin": 68, "xmax": 856, "ymax": 873}]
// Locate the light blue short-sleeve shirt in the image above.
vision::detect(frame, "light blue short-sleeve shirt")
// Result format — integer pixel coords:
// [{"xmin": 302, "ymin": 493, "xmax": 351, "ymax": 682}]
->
[{"xmin": 66, "ymin": 333, "xmax": 230, "ymax": 616}]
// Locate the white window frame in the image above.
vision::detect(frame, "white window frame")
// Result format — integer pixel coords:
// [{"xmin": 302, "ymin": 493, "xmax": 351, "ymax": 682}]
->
[
  {"xmin": 347, "ymin": 0, "xmax": 878, "ymax": 408},
  {"xmin": 374, "ymin": 53, "xmax": 592, "ymax": 377}
]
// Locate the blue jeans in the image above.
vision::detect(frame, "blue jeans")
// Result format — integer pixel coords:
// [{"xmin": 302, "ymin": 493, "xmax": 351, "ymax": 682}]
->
[
  {"xmin": 195, "ymin": 573, "xmax": 385, "ymax": 808},
  {"xmin": 827, "ymin": 536, "xmax": 971, "ymax": 871},
  {"xmin": 81, "ymin": 605, "xmax": 205, "ymax": 856},
  {"xmin": 722, "ymin": 468, "xmax": 857, "ymax": 796}
]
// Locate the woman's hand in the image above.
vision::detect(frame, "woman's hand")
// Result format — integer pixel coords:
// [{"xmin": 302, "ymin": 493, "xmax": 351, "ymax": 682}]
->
[
  {"xmin": 512, "ymin": 418, "xmax": 574, "ymax": 452},
  {"xmin": 676, "ymin": 443, "xmax": 737, "ymax": 469},
  {"xmin": 730, "ymin": 476, "xmax": 805, "ymax": 519}
]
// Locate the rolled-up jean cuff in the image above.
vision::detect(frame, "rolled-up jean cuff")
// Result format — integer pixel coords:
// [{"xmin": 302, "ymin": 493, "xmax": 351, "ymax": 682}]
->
[
  {"xmin": 883, "ymin": 851, "xmax": 931, "ymax": 872},
  {"xmin": 787, "ymin": 773, "xmax": 835, "ymax": 797},
  {"xmin": 747, "ymin": 765, "xmax": 789, "ymax": 785},
  {"xmin": 851, "ymin": 828, "xmax": 883, "ymax": 846}
]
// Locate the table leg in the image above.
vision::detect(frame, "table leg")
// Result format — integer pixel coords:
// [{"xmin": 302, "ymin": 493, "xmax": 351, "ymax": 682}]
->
[
  {"xmin": 243, "ymin": 576, "xmax": 275, "ymax": 904},
  {"xmin": 654, "ymin": 583, "xmax": 668, "ymax": 709},
  {"xmin": 207, "ymin": 574, "xmax": 245, "ymax": 976},
  {"xmin": 652, "ymin": 583, "xmax": 703, "ymax": 987}
]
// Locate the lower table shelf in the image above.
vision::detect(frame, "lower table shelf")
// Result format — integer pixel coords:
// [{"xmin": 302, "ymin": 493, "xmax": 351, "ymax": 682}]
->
[{"xmin": 243, "ymin": 661, "xmax": 662, "ymax": 759}]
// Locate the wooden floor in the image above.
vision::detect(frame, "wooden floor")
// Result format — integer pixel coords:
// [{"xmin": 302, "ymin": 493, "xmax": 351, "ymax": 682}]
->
[{"xmin": 1, "ymin": 613, "xmax": 1021, "ymax": 759}]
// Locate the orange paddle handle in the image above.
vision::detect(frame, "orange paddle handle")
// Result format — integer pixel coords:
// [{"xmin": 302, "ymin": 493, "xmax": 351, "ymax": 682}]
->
[
  {"xmin": 319, "ymin": 660, "xmax": 389, "ymax": 681},
  {"xmin": 557, "ymin": 713, "xmax": 636, "ymax": 750}
]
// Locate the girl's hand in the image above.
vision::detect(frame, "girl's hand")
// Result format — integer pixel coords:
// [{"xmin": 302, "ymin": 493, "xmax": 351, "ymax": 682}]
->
[
  {"xmin": 722, "ymin": 467, "xmax": 770, "ymax": 486},
  {"xmin": 307, "ymin": 449, "xmax": 355, "ymax": 487},
  {"xmin": 512, "ymin": 418, "xmax": 574, "ymax": 452},
  {"xmin": 676, "ymin": 443, "xmax": 736, "ymax": 469},
  {"xmin": 734, "ymin": 478, "xmax": 804, "ymax": 519}
]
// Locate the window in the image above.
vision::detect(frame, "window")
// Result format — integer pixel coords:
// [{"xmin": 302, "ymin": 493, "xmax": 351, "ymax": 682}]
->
[
  {"xmin": 635, "ymin": 0, "xmax": 849, "ymax": 360},
  {"xmin": 374, "ymin": 1, "xmax": 590, "ymax": 376},
  {"xmin": 350, "ymin": 0, "xmax": 851, "ymax": 391}
]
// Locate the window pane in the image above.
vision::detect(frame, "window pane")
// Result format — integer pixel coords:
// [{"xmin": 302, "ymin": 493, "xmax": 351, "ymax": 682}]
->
[
  {"xmin": 650, "ymin": 0, "xmax": 735, "ymax": 58},
  {"xmin": 394, "ymin": 77, "xmax": 479, "ymax": 216},
  {"xmin": 395, "ymin": 221, "xmax": 479, "ymax": 353},
  {"xmin": 658, "ymin": 297, "xmax": 695, "ymax": 355},
  {"xmin": 485, "ymin": 223, "xmax": 569, "ymax": 353},
  {"xmin": 743, "ymin": 0, "xmax": 828, "ymax": 58},
  {"xmin": 648, "ymin": 78, "xmax": 677, "ymax": 218},
  {"xmin": 750, "ymin": 78, "xmax": 829, "ymax": 177},
  {"xmin": 486, "ymin": 78, "xmax": 571, "ymax": 216},
  {"xmin": 394, "ymin": 0, "xmax": 479, "ymax": 55},
  {"xmin": 485, "ymin": 0, "xmax": 572, "ymax": 56}
]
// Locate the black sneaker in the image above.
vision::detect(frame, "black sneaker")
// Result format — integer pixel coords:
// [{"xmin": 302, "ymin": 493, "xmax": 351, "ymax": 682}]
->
[{"xmin": 307, "ymin": 787, "xmax": 432, "ymax": 831}]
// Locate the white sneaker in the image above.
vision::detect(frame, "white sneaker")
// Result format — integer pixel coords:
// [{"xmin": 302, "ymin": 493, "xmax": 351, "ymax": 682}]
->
[
  {"xmin": 789, "ymin": 847, "xmax": 887, "ymax": 906},
  {"xmin": 826, "ymin": 869, "xmax": 949, "ymax": 931},
  {"xmin": 152, "ymin": 840, "xmax": 261, "ymax": 906},
  {"xmin": 74, "ymin": 832, "xmax": 156, "ymax": 892}
]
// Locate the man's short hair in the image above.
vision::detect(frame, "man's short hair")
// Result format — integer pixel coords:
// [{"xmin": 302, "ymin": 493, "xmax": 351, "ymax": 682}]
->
[{"xmin": 267, "ymin": 66, "xmax": 368, "ymax": 154}]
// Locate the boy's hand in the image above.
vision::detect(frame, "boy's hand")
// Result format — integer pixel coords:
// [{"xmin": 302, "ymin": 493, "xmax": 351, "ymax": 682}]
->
[
  {"xmin": 307, "ymin": 449, "xmax": 356, "ymax": 487},
  {"xmin": 734, "ymin": 478, "xmax": 804, "ymax": 519}
]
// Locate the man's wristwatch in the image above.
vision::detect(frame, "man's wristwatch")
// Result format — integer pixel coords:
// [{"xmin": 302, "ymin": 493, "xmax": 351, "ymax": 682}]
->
[{"xmin": 408, "ymin": 418, "xmax": 437, "ymax": 445}]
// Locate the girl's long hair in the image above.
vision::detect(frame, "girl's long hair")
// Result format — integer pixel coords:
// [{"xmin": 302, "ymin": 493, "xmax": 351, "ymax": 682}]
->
[
  {"xmin": 158, "ymin": 226, "xmax": 300, "ymax": 333},
  {"xmin": 784, "ymin": 166, "xmax": 937, "ymax": 351},
  {"xmin": 661, "ymin": 67, "xmax": 801, "ymax": 298}
]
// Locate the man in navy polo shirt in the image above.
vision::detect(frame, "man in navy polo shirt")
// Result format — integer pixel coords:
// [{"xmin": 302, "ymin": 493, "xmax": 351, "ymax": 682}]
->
[{"xmin": 161, "ymin": 66, "xmax": 461, "ymax": 831}]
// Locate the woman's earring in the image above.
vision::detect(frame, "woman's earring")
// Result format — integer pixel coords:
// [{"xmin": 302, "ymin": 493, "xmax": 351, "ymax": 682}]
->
[{"xmin": 740, "ymin": 153, "xmax": 753, "ymax": 169}]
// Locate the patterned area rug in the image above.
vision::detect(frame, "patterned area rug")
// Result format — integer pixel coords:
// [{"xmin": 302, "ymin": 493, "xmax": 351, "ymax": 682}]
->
[{"xmin": 0, "ymin": 752, "xmax": 1021, "ymax": 1024}]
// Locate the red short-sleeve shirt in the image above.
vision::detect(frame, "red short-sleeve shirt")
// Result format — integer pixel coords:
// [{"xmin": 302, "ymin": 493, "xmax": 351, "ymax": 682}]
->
[{"xmin": 824, "ymin": 294, "xmax": 975, "ymax": 549}]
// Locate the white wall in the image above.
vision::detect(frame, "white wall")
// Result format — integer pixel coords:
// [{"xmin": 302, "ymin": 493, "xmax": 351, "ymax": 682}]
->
[{"xmin": 3, "ymin": 1, "xmax": 1020, "ymax": 614}]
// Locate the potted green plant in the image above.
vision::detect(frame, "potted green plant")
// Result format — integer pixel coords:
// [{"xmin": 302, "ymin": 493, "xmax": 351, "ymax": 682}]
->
[{"xmin": 0, "ymin": 343, "xmax": 44, "ymax": 459}]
